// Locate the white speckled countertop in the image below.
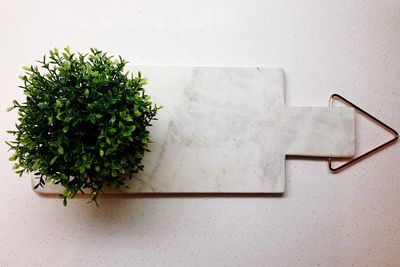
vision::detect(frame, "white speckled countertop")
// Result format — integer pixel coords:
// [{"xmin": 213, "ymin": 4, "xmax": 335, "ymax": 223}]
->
[{"xmin": 0, "ymin": 0, "xmax": 399, "ymax": 266}]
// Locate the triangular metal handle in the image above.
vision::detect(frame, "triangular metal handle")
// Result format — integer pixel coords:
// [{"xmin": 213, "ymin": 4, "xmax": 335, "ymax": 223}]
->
[{"xmin": 328, "ymin": 94, "xmax": 398, "ymax": 172}]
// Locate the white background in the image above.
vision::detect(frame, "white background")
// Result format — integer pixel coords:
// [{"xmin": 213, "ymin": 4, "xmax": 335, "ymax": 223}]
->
[{"xmin": 0, "ymin": 0, "xmax": 399, "ymax": 266}]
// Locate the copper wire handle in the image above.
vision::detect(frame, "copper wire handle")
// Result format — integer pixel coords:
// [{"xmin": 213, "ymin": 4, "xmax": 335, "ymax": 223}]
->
[{"xmin": 328, "ymin": 94, "xmax": 399, "ymax": 172}]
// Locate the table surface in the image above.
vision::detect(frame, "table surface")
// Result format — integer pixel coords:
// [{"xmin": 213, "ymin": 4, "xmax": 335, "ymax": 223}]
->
[{"xmin": 0, "ymin": 0, "xmax": 399, "ymax": 266}]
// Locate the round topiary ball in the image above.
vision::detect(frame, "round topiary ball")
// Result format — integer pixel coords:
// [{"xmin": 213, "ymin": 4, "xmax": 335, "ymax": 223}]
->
[{"xmin": 7, "ymin": 47, "xmax": 161, "ymax": 205}]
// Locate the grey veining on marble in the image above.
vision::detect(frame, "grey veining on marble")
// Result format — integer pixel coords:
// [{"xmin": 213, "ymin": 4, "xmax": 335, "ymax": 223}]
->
[{"xmin": 33, "ymin": 67, "xmax": 355, "ymax": 194}]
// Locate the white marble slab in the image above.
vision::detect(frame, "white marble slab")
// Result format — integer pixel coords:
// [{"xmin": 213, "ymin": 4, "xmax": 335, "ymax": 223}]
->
[{"xmin": 33, "ymin": 67, "xmax": 355, "ymax": 194}]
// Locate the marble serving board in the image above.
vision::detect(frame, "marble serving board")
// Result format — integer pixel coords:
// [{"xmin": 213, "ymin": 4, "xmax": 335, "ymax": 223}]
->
[{"xmin": 33, "ymin": 66, "xmax": 355, "ymax": 194}]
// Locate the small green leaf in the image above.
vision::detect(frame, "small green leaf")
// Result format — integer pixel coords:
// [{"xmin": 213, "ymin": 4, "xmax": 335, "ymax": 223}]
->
[
  {"xmin": 60, "ymin": 174, "xmax": 69, "ymax": 181},
  {"xmin": 9, "ymin": 155, "xmax": 17, "ymax": 161},
  {"xmin": 89, "ymin": 116, "xmax": 96, "ymax": 124},
  {"xmin": 95, "ymin": 114, "xmax": 103, "ymax": 119},
  {"xmin": 38, "ymin": 102, "xmax": 48, "ymax": 109},
  {"xmin": 99, "ymin": 149, "xmax": 104, "ymax": 157},
  {"xmin": 84, "ymin": 89, "xmax": 89, "ymax": 97},
  {"xmin": 124, "ymin": 114, "xmax": 133, "ymax": 121},
  {"xmin": 63, "ymin": 126, "xmax": 69, "ymax": 133},
  {"xmin": 79, "ymin": 165, "xmax": 85, "ymax": 174},
  {"xmin": 110, "ymin": 115, "xmax": 116, "ymax": 124},
  {"xmin": 50, "ymin": 156, "xmax": 58, "ymax": 165},
  {"xmin": 58, "ymin": 146, "xmax": 64, "ymax": 155},
  {"xmin": 12, "ymin": 164, "xmax": 20, "ymax": 170},
  {"xmin": 134, "ymin": 108, "xmax": 141, "ymax": 117},
  {"xmin": 49, "ymin": 116, "xmax": 55, "ymax": 126}
]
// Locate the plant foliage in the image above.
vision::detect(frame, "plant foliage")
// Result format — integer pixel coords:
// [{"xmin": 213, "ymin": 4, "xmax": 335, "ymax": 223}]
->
[{"xmin": 7, "ymin": 47, "xmax": 161, "ymax": 205}]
